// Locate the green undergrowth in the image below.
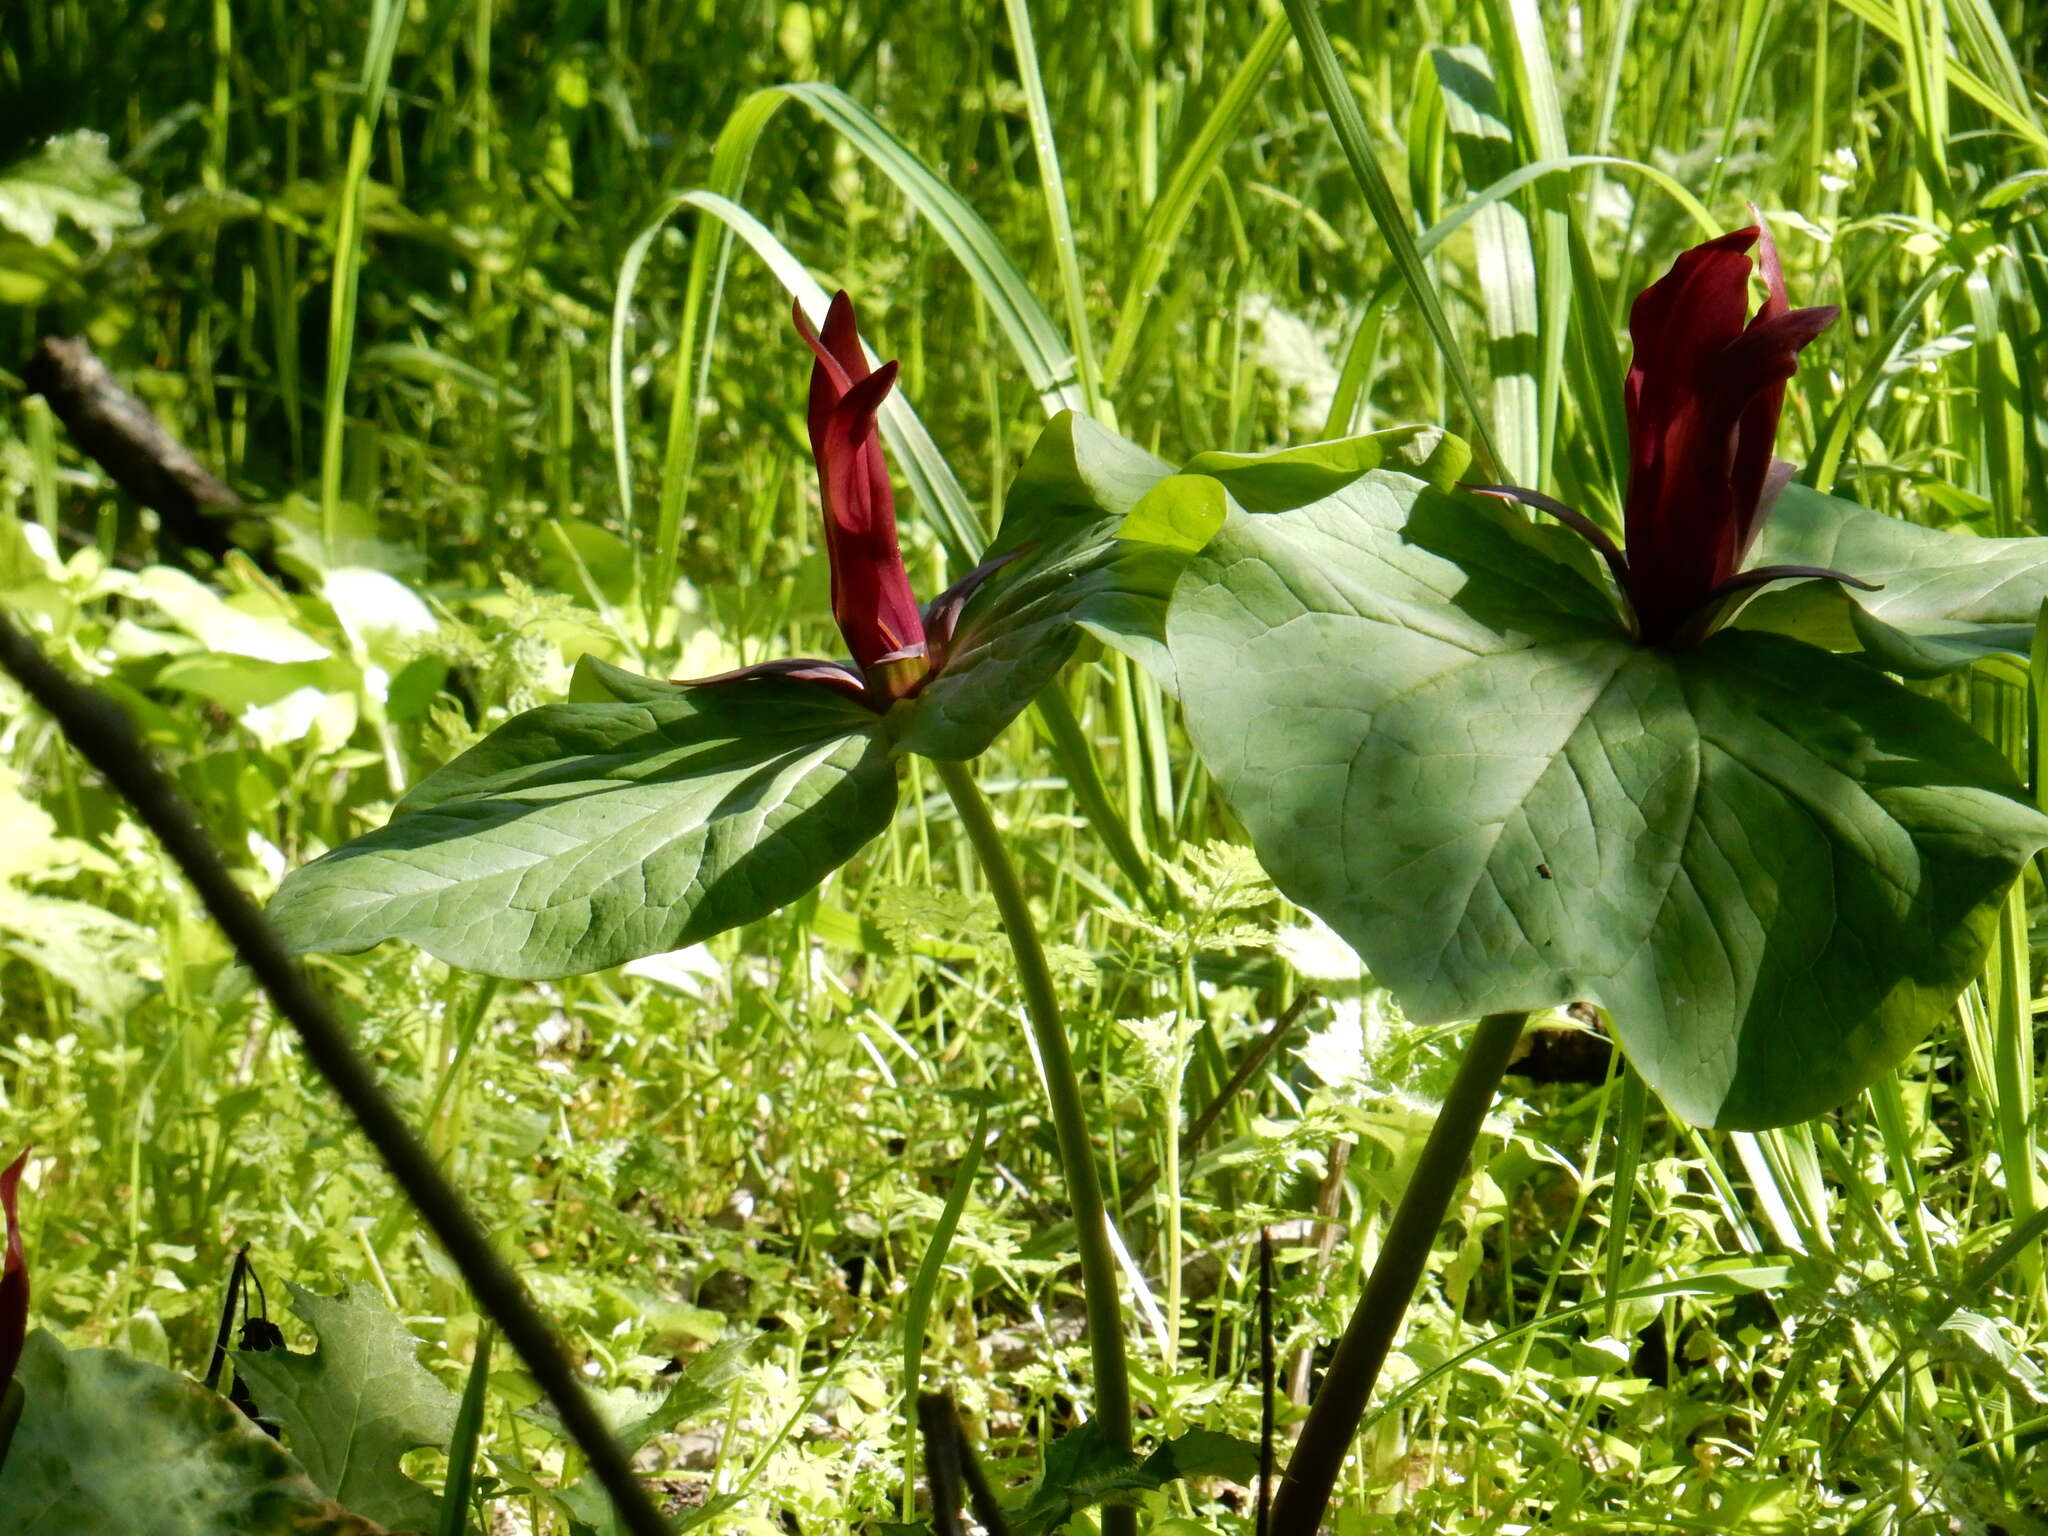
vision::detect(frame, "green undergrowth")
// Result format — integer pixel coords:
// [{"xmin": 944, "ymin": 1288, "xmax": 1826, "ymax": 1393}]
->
[{"xmin": 3, "ymin": 0, "xmax": 2048, "ymax": 1531}]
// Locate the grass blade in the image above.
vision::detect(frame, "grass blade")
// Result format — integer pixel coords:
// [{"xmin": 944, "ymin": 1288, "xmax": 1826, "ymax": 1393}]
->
[
  {"xmin": 900, "ymin": 1107, "xmax": 987, "ymax": 1518},
  {"xmin": 1477, "ymin": 0, "xmax": 1574, "ymax": 485},
  {"xmin": 1002, "ymin": 0, "xmax": 1105, "ymax": 419},
  {"xmin": 1103, "ymin": 12, "xmax": 1291, "ymax": 392},
  {"xmin": 435, "ymin": 1325, "xmax": 493, "ymax": 1536},
  {"xmin": 1281, "ymin": 0, "xmax": 1503, "ymax": 476},
  {"xmin": 1603, "ymin": 1066, "xmax": 1650, "ymax": 1334}
]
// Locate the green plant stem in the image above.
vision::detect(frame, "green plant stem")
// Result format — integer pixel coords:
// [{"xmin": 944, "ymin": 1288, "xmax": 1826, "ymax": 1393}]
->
[
  {"xmin": 1273, "ymin": 1009, "xmax": 1527, "ymax": 1533},
  {"xmin": 0, "ymin": 609, "xmax": 672, "ymax": 1536},
  {"xmin": 933, "ymin": 756, "xmax": 1135, "ymax": 1535}
]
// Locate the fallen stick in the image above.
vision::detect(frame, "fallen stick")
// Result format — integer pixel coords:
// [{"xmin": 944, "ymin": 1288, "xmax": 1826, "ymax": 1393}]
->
[{"xmin": 23, "ymin": 335, "xmax": 243, "ymax": 559}]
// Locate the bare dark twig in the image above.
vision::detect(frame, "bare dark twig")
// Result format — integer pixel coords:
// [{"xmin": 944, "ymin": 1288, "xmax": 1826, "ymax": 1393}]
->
[
  {"xmin": 203, "ymin": 1245, "xmax": 252, "ymax": 1392},
  {"xmin": 0, "ymin": 608, "xmax": 671, "ymax": 1536},
  {"xmin": 917, "ymin": 1394, "xmax": 968, "ymax": 1536},
  {"xmin": 952, "ymin": 1401, "xmax": 1011, "ymax": 1536},
  {"xmin": 919, "ymin": 1392, "xmax": 1011, "ymax": 1536},
  {"xmin": 23, "ymin": 337, "xmax": 245, "ymax": 560}
]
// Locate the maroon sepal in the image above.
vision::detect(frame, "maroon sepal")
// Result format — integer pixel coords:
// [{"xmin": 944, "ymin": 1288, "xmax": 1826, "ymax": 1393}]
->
[
  {"xmin": 1463, "ymin": 484, "xmax": 1630, "ymax": 587},
  {"xmin": 1460, "ymin": 487, "xmax": 1879, "ymax": 647},
  {"xmin": 676, "ymin": 656, "xmax": 874, "ymax": 706},
  {"xmin": 922, "ymin": 546, "xmax": 1031, "ymax": 669},
  {"xmin": 1670, "ymin": 564, "xmax": 1886, "ymax": 648}
]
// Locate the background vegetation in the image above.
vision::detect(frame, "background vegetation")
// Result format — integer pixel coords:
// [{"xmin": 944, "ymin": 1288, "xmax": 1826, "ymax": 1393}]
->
[{"xmin": 2, "ymin": 0, "xmax": 2047, "ymax": 1530}]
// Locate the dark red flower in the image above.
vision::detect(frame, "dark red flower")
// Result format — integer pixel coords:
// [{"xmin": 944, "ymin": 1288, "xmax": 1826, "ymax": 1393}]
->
[
  {"xmin": 1, "ymin": 1147, "xmax": 28, "ymax": 1410},
  {"xmin": 682, "ymin": 293, "xmax": 1009, "ymax": 707},
  {"xmin": 1472, "ymin": 218, "xmax": 1870, "ymax": 646}
]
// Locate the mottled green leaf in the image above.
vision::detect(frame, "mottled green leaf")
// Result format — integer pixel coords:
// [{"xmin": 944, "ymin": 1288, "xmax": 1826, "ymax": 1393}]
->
[
  {"xmin": 527, "ymin": 1334, "xmax": 753, "ymax": 1458},
  {"xmin": 1169, "ymin": 472, "xmax": 2048, "ymax": 1128},
  {"xmin": 995, "ymin": 411, "xmax": 1175, "ymax": 555},
  {"xmin": 891, "ymin": 525, "xmax": 1172, "ymax": 759},
  {"xmin": 889, "ymin": 415, "xmax": 1194, "ymax": 757},
  {"xmin": 1117, "ymin": 473, "xmax": 1230, "ymax": 553},
  {"xmin": 231, "ymin": 1285, "xmax": 459, "ymax": 1532},
  {"xmin": 0, "ymin": 131, "xmax": 143, "ymax": 248},
  {"xmin": 1181, "ymin": 420, "xmax": 1469, "ymax": 511},
  {"xmin": 990, "ymin": 419, "xmax": 1469, "ymax": 704},
  {"xmin": 0, "ymin": 1330, "xmax": 386, "ymax": 1536}
]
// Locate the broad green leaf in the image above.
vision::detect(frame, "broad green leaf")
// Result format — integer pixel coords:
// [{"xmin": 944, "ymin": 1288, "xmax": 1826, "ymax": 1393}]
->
[
  {"xmin": 231, "ymin": 1284, "xmax": 460, "ymax": 1532},
  {"xmin": 980, "ymin": 418, "xmax": 1470, "ymax": 704},
  {"xmin": 529, "ymin": 1337, "xmax": 754, "ymax": 1536},
  {"xmin": 269, "ymin": 664, "xmax": 898, "ymax": 978},
  {"xmin": 1118, "ymin": 474, "xmax": 1230, "ymax": 553},
  {"xmin": 1168, "ymin": 472, "xmax": 2048, "ymax": 1129},
  {"xmin": 527, "ymin": 1334, "xmax": 753, "ymax": 1457},
  {"xmin": 889, "ymin": 539, "xmax": 1088, "ymax": 760},
  {"xmin": 131, "ymin": 567, "xmax": 331, "ymax": 663},
  {"xmin": 888, "ymin": 415, "xmax": 1189, "ymax": 757},
  {"xmin": 1181, "ymin": 423, "xmax": 1470, "ymax": 511},
  {"xmin": 1743, "ymin": 482, "xmax": 2048, "ymax": 675},
  {"xmin": 995, "ymin": 411, "xmax": 1176, "ymax": 555},
  {"xmin": 0, "ymin": 1330, "xmax": 385, "ymax": 1536},
  {"xmin": 0, "ymin": 768, "xmax": 148, "ymax": 1013},
  {"xmin": 323, "ymin": 567, "xmax": 439, "ymax": 669},
  {"xmin": 0, "ymin": 888, "xmax": 151, "ymax": 1016},
  {"xmin": 893, "ymin": 526, "xmax": 1186, "ymax": 760},
  {"xmin": 1070, "ymin": 542, "xmax": 1196, "ymax": 695},
  {"xmin": 610, "ymin": 1336, "xmax": 753, "ymax": 1452}
]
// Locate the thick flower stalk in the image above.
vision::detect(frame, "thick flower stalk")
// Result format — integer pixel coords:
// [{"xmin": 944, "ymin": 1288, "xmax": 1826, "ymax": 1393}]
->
[
  {"xmin": 1476, "ymin": 217, "xmax": 1870, "ymax": 646},
  {"xmin": 686, "ymin": 292, "xmax": 1009, "ymax": 704}
]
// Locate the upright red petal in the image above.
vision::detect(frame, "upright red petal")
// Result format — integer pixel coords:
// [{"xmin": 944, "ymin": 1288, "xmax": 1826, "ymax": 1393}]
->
[
  {"xmin": 1621, "ymin": 230, "xmax": 1759, "ymax": 639},
  {"xmin": 795, "ymin": 292, "xmax": 876, "ymax": 466},
  {"xmin": 1618, "ymin": 221, "xmax": 1835, "ymax": 644},
  {"xmin": 1, "ymin": 1147, "xmax": 28, "ymax": 1397},
  {"xmin": 792, "ymin": 295, "xmax": 928, "ymax": 688},
  {"xmin": 1724, "ymin": 301, "xmax": 1839, "ymax": 562},
  {"xmin": 1751, "ymin": 209, "xmax": 1790, "ymax": 321}
]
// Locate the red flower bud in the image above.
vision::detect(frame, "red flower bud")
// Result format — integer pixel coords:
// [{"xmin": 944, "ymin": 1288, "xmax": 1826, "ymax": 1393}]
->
[
  {"xmin": 793, "ymin": 293, "xmax": 929, "ymax": 700},
  {"xmin": 1468, "ymin": 216, "xmax": 1868, "ymax": 645},
  {"xmin": 1619, "ymin": 221, "xmax": 1838, "ymax": 644},
  {"xmin": 682, "ymin": 293, "xmax": 1012, "ymax": 708}
]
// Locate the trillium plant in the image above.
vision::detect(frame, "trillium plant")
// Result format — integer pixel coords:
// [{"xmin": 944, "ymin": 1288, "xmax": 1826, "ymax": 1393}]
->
[
  {"xmin": 256, "ymin": 214, "xmax": 2048, "ymax": 1534},
  {"xmin": 269, "ymin": 288, "xmax": 1254, "ymax": 1525},
  {"xmin": 1166, "ymin": 220, "xmax": 2048, "ymax": 1529}
]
